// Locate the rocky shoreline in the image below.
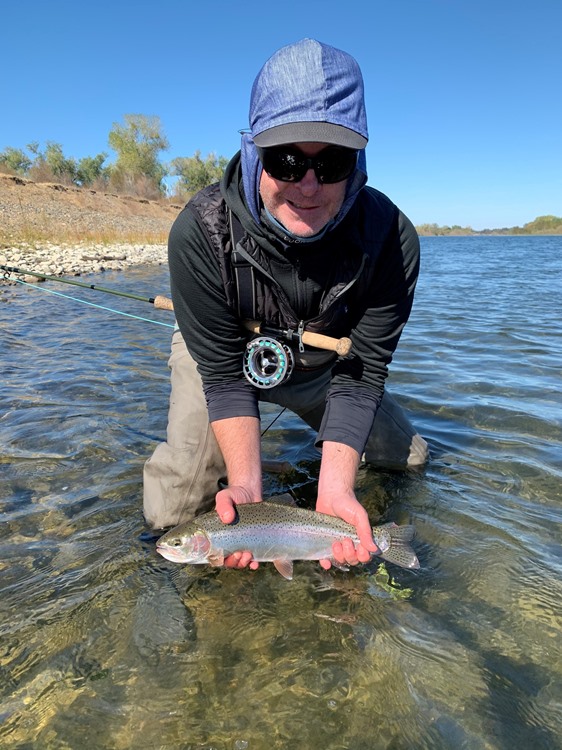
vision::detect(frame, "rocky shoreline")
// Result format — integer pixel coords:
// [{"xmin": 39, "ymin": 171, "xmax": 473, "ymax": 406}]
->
[
  {"xmin": 0, "ymin": 171, "xmax": 178, "ymax": 284},
  {"xmin": 1, "ymin": 241, "xmax": 168, "ymax": 282}
]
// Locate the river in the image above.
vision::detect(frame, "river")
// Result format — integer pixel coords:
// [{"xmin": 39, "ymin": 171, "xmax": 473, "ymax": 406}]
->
[{"xmin": 1, "ymin": 235, "xmax": 561, "ymax": 749}]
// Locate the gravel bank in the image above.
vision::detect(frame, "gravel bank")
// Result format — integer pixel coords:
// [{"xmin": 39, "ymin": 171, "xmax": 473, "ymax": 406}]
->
[
  {"xmin": 0, "ymin": 172, "xmax": 180, "ymax": 283},
  {"xmin": 1, "ymin": 241, "xmax": 168, "ymax": 281},
  {"xmin": 0, "ymin": 173, "xmax": 180, "ymax": 243}
]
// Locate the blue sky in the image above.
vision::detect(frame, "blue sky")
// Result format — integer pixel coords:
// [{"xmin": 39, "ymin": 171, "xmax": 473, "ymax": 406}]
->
[{"xmin": 2, "ymin": 0, "xmax": 560, "ymax": 229}]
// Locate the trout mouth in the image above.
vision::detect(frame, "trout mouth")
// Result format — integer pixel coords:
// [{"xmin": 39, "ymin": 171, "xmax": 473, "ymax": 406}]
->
[{"xmin": 156, "ymin": 544, "xmax": 188, "ymax": 563}]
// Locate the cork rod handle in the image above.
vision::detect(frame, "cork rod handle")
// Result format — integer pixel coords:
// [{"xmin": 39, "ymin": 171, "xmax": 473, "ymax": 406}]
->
[
  {"xmin": 244, "ymin": 321, "xmax": 352, "ymax": 356},
  {"xmin": 152, "ymin": 297, "xmax": 351, "ymax": 355}
]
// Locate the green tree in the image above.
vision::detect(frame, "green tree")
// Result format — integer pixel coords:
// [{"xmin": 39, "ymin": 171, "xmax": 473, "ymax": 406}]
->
[
  {"xmin": 108, "ymin": 114, "xmax": 169, "ymax": 194},
  {"xmin": 171, "ymin": 150, "xmax": 228, "ymax": 199},
  {"xmin": 0, "ymin": 146, "xmax": 32, "ymax": 175},
  {"xmin": 76, "ymin": 153, "xmax": 108, "ymax": 186},
  {"xmin": 523, "ymin": 215, "xmax": 562, "ymax": 233},
  {"xmin": 44, "ymin": 142, "xmax": 78, "ymax": 183}
]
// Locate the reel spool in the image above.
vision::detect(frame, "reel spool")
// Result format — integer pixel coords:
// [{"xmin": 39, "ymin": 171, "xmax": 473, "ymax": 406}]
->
[{"xmin": 243, "ymin": 336, "xmax": 294, "ymax": 389}]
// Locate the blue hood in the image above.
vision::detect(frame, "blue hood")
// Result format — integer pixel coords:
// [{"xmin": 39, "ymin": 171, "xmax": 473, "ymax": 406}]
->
[{"xmin": 240, "ymin": 39, "xmax": 369, "ymax": 238}]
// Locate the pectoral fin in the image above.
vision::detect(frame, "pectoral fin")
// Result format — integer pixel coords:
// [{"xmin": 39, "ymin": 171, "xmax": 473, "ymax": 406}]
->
[
  {"xmin": 330, "ymin": 560, "xmax": 350, "ymax": 573},
  {"xmin": 207, "ymin": 551, "xmax": 225, "ymax": 567},
  {"xmin": 273, "ymin": 559, "xmax": 294, "ymax": 580}
]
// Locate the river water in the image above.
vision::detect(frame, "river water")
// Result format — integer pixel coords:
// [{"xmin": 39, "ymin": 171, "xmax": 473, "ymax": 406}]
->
[{"xmin": 1, "ymin": 236, "xmax": 561, "ymax": 750}]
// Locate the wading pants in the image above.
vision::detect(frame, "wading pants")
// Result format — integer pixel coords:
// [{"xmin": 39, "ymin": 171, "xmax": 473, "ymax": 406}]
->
[{"xmin": 143, "ymin": 331, "xmax": 429, "ymax": 529}]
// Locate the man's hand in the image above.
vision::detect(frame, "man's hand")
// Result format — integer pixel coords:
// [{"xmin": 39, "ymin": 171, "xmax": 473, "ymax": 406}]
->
[
  {"xmin": 215, "ymin": 485, "xmax": 260, "ymax": 570},
  {"xmin": 211, "ymin": 416, "xmax": 263, "ymax": 571},
  {"xmin": 316, "ymin": 491, "xmax": 379, "ymax": 570},
  {"xmin": 316, "ymin": 441, "xmax": 378, "ymax": 570}
]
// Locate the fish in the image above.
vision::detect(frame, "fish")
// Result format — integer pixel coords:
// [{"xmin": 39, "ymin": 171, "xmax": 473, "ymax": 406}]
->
[{"xmin": 156, "ymin": 496, "xmax": 420, "ymax": 580}]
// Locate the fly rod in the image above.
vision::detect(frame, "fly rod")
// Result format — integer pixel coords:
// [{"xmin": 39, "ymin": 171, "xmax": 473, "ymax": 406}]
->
[
  {"xmin": 1, "ymin": 264, "xmax": 173, "ymax": 311},
  {"xmin": 2, "ymin": 264, "xmax": 351, "ymax": 355}
]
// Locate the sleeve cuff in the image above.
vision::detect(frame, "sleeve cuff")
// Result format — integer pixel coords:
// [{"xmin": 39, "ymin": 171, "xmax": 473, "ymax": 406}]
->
[
  {"xmin": 203, "ymin": 381, "xmax": 260, "ymax": 422},
  {"xmin": 316, "ymin": 387, "xmax": 380, "ymax": 455}
]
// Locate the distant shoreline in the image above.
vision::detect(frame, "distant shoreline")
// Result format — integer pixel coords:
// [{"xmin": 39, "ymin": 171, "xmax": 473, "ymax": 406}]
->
[
  {"xmin": 415, "ymin": 216, "xmax": 562, "ymax": 236},
  {"xmin": 0, "ymin": 171, "xmax": 173, "ymax": 281},
  {"xmin": 417, "ymin": 231, "xmax": 562, "ymax": 237}
]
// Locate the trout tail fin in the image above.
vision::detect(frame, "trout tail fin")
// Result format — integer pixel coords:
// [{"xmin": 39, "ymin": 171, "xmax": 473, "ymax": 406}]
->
[{"xmin": 376, "ymin": 523, "xmax": 420, "ymax": 570}]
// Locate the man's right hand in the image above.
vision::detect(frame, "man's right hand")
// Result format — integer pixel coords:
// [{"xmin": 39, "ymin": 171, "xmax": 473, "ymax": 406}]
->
[
  {"xmin": 215, "ymin": 485, "xmax": 261, "ymax": 570},
  {"xmin": 210, "ymin": 415, "xmax": 263, "ymax": 570}
]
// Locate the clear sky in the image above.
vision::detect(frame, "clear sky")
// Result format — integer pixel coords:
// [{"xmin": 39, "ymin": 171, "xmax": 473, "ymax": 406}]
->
[{"xmin": 2, "ymin": 0, "xmax": 560, "ymax": 229}]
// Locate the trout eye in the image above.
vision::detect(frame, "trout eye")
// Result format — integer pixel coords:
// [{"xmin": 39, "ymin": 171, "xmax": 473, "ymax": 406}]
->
[{"xmin": 169, "ymin": 538, "xmax": 183, "ymax": 547}]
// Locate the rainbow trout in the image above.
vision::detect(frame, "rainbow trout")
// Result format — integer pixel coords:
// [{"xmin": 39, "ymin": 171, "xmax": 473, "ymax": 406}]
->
[{"xmin": 156, "ymin": 497, "xmax": 420, "ymax": 580}]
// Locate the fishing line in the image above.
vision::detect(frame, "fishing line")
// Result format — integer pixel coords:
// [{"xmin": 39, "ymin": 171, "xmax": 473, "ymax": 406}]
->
[
  {"xmin": 8, "ymin": 270, "xmax": 289, "ymax": 437},
  {"xmin": 1, "ymin": 263, "xmax": 167, "ymax": 305},
  {"xmin": 12, "ymin": 278, "xmax": 175, "ymax": 328},
  {"xmin": 15, "ymin": 280, "xmax": 288, "ymax": 434},
  {"xmin": 261, "ymin": 406, "xmax": 287, "ymax": 436}
]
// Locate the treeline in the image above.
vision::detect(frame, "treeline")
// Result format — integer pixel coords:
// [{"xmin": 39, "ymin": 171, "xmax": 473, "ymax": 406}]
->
[
  {"xmin": 2, "ymin": 117, "xmax": 559, "ymax": 233},
  {"xmin": 417, "ymin": 215, "xmax": 562, "ymax": 236},
  {"xmin": 0, "ymin": 114, "xmax": 227, "ymax": 202}
]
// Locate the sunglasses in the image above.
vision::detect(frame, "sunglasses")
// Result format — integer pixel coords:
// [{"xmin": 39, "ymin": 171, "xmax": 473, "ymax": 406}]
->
[{"xmin": 257, "ymin": 145, "xmax": 358, "ymax": 184}]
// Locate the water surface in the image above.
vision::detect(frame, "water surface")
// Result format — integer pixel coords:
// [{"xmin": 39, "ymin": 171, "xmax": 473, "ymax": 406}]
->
[{"xmin": 1, "ymin": 236, "xmax": 561, "ymax": 749}]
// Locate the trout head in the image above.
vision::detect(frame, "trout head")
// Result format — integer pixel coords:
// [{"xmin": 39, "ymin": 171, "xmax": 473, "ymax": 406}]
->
[{"xmin": 156, "ymin": 527, "xmax": 212, "ymax": 564}]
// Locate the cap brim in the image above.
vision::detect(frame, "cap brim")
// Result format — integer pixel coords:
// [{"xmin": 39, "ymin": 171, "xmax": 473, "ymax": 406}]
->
[{"xmin": 253, "ymin": 122, "xmax": 367, "ymax": 150}]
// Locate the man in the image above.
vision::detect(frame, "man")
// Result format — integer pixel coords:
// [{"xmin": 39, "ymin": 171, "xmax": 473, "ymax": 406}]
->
[{"xmin": 144, "ymin": 39, "xmax": 428, "ymax": 570}]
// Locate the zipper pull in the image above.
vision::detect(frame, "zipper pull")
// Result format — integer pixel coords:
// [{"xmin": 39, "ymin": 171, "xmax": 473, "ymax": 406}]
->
[{"xmin": 297, "ymin": 320, "xmax": 305, "ymax": 353}]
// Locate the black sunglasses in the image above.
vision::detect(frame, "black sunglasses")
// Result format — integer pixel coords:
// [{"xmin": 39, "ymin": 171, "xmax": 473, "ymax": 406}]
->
[{"xmin": 257, "ymin": 145, "xmax": 358, "ymax": 184}]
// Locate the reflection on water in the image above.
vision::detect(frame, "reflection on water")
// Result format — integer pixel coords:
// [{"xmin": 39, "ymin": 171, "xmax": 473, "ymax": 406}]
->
[{"xmin": 1, "ymin": 237, "xmax": 561, "ymax": 749}]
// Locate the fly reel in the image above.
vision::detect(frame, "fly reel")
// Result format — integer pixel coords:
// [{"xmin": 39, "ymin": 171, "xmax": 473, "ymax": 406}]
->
[{"xmin": 243, "ymin": 336, "xmax": 294, "ymax": 389}]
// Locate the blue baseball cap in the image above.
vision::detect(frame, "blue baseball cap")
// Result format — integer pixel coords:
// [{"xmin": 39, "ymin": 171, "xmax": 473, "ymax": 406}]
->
[{"xmin": 250, "ymin": 39, "xmax": 368, "ymax": 150}]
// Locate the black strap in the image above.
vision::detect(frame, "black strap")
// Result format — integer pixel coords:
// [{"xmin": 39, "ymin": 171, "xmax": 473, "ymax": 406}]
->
[{"xmin": 229, "ymin": 209, "xmax": 256, "ymax": 320}]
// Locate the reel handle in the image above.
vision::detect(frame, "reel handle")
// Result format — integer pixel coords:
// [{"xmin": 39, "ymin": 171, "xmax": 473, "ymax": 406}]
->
[
  {"xmin": 152, "ymin": 297, "xmax": 352, "ymax": 356},
  {"xmin": 245, "ymin": 321, "xmax": 352, "ymax": 356}
]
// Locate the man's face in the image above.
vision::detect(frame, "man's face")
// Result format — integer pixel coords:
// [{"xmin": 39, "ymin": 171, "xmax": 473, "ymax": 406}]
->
[{"xmin": 259, "ymin": 142, "xmax": 348, "ymax": 238}]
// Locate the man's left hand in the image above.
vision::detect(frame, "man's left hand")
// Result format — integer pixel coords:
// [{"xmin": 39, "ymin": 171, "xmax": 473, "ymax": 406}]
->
[{"xmin": 316, "ymin": 492, "xmax": 379, "ymax": 570}]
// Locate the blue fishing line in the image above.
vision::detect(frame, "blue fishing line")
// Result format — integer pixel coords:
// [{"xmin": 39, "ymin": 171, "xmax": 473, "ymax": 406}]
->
[
  {"xmin": 13, "ymin": 277, "xmax": 288, "ymax": 442},
  {"xmin": 14, "ymin": 279, "xmax": 176, "ymax": 328}
]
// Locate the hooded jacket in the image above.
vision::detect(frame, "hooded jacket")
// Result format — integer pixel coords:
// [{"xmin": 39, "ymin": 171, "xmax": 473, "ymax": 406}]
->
[{"xmin": 168, "ymin": 153, "xmax": 420, "ymax": 455}]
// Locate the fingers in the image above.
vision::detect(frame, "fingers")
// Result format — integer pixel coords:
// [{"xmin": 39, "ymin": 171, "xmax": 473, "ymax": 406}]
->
[
  {"xmin": 351, "ymin": 506, "xmax": 379, "ymax": 555},
  {"xmin": 330, "ymin": 538, "xmax": 373, "ymax": 566},
  {"xmin": 357, "ymin": 523, "xmax": 379, "ymax": 555},
  {"xmin": 215, "ymin": 491, "xmax": 237, "ymax": 525},
  {"xmin": 223, "ymin": 550, "xmax": 257, "ymax": 569}
]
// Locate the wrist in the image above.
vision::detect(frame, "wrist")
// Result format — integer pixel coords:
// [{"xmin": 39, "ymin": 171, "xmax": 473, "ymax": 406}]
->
[
  {"xmin": 226, "ymin": 479, "xmax": 262, "ymax": 502},
  {"xmin": 318, "ymin": 440, "xmax": 360, "ymax": 496}
]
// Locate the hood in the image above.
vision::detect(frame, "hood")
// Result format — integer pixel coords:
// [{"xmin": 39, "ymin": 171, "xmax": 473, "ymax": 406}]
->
[{"xmin": 239, "ymin": 38, "xmax": 369, "ymax": 236}]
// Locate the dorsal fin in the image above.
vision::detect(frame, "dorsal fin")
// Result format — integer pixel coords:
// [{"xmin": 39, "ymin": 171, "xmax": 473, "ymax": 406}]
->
[{"xmin": 264, "ymin": 493, "xmax": 297, "ymax": 507}]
